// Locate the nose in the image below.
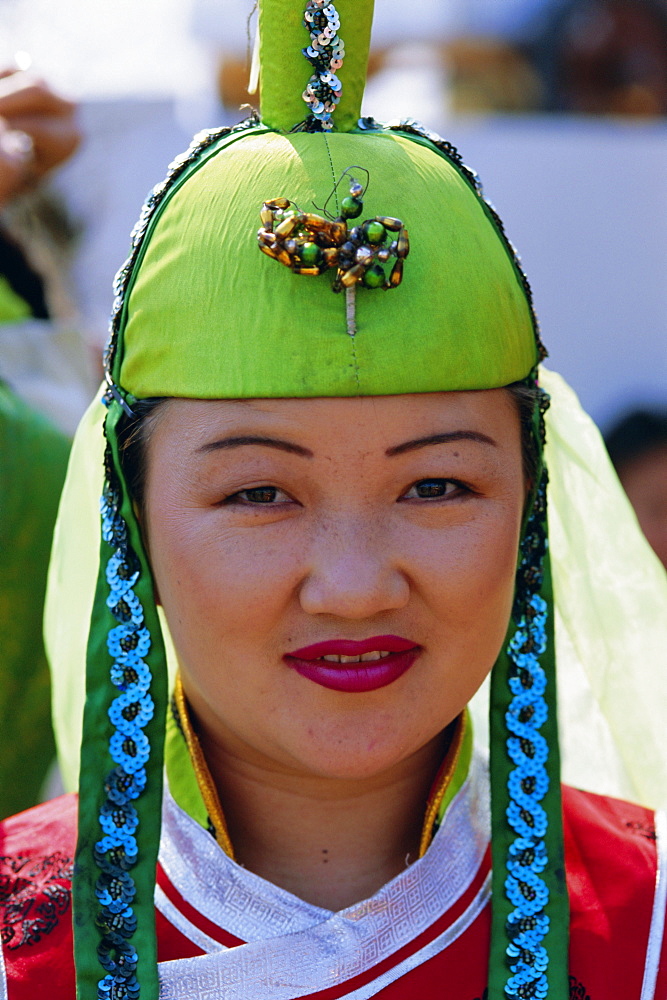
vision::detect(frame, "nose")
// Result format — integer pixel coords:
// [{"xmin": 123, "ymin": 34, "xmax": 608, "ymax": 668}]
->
[{"xmin": 298, "ymin": 517, "xmax": 410, "ymax": 620}]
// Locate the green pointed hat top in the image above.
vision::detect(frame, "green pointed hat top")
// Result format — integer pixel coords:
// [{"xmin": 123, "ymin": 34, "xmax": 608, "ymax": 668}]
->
[{"xmin": 260, "ymin": 0, "xmax": 374, "ymax": 132}]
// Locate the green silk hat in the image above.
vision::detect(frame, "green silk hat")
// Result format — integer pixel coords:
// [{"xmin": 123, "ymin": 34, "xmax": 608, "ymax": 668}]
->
[
  {"xmin": 74, "ymin": 2, "xmax": 568, "ymax": 998},
  {"xmin": 117, "ymin": 126, "xmax": 537, "ymax": 399}
]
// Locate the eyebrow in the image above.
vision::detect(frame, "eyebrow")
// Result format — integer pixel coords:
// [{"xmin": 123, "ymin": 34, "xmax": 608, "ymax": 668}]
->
[
  {"xmin": 386, "ymin": 431, "xmax": 497, "ymax": 457},
  {"xmin": 196, "ymin": 435, "xmax": 313, "ymax": 457}
]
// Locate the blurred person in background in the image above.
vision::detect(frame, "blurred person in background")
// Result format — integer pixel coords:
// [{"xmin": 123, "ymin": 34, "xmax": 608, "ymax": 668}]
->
[
  {"xmin": 0, "ymin": 67, "xmax": 78, "ymax": 326},
  {"xmin": 527, "ymin": 0, "xmax": 667, "ymax": 115},
  {"xmin": 443, "ymin": 0, "xmax": 667, "ymax": 116},
  {"xmin": 0, "ymin": 2, "xmax": 664, "ymax": 997},
  {"xmin": 0, "ymin": 67, "xmax": 80, "ymax": 203},
  {"xmin": 605, "ymin": 409, "xmax": 667, "ymax": 570},
  {"xmin": 0, "ymin": 67, "xmax": 91, "ymax": 433},
  {"xmin": 0, "ymin": 67, "xmax": 81, "ymax": 817}
]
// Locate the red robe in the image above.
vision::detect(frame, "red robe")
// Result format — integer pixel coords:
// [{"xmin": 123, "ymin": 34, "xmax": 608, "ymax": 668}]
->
[{"xmin": 0, "ymin": 785, "xmax": 665, "ymax": 999}]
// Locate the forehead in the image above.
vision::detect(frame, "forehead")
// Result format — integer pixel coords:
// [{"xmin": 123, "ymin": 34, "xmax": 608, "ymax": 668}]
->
[{"xmin": 153, "ymin": 390, "xmax": 518, "ymax": 443}]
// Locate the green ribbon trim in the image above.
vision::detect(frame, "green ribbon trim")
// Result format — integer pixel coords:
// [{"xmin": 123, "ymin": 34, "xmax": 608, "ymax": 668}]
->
[
  {"xmin": 73, "ymin": 397, "xmax": 168, "ymax": 1000},
  {"xmin": 488, "ymin": 533, "xmax": 569, "ymax": 995}
]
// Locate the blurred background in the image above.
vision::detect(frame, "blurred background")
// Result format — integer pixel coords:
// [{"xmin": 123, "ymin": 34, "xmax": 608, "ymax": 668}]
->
[{"xmin": 0, "ymin": 0, "xmax": 665, "ymax": 817}]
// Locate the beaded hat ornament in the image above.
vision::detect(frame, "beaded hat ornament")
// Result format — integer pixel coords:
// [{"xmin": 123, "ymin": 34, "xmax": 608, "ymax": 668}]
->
[{"xmin": 73, "ymin": 1, "xmax": 570, "ymax": 999}]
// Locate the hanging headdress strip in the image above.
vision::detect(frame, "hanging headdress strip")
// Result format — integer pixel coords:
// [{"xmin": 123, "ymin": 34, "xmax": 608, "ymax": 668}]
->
[
  {"xmin": 74, "ymin": 121, "xmax": 261, "ymax": 1000},
  {"xmin": 489, "ymin": 428, "xmax": 569, "ymax": 999}
]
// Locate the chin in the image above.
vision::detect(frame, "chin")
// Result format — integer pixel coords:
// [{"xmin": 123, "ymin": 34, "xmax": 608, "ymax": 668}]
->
[{"xmin": 276, "ymin": 715, "xmax": 447, "ymax": 783}]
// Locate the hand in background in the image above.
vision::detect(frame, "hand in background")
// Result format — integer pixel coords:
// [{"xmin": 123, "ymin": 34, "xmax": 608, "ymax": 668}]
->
[{"xmin": 0, "ymin": 69, "xmax": 81, "ymax": 206}]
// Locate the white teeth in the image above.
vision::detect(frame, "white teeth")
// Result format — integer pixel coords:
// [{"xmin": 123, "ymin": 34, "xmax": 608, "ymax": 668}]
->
[{"xmin": 320, "ymin": 651, "xmax": 391, "ymax": 664}]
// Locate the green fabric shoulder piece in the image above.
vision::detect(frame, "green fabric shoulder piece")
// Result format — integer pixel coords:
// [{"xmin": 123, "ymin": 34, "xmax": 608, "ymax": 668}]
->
[
  {"xmin": 0, "ymin": 382, "xmax": 70, "ymax": 817},
  {"xmin": 435, "ymin": 709, "xmax": 474, "ymax": 828},
  {"xmin": 120, "ymin": 128, "xmax": 536, "ymax": 399},
  {"xmin": 164, "ymin": 698, "xmax": 210, "ymax": 830},
  {"xmin": 0, "ymin": 275, "xmax": 31, "ymax": 325},
  {"xmin": 260, "ymin": 0, "xmax": 374, "ymax": 132}
]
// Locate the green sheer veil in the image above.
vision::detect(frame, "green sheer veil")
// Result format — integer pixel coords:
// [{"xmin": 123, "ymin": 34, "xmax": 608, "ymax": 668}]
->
[{"xmin": 43, "ymin": 2, "xmax": 667, "ymax": 999}]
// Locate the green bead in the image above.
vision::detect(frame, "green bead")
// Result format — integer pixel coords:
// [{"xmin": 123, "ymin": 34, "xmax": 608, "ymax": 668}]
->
[
  {"xmin": 300, "ymin": 241, "xmax": 322, "ymax": 266},
  {"xmin": 341, "ymin": 196, "xmax": 363, "ymax": 219},
  {"xmin": 363, "ymin": 263, "xmax": 386, "ymax": 288},
  {"xmin": 364, "ymin": 221, "xmax": 386, "ymax": 245}
]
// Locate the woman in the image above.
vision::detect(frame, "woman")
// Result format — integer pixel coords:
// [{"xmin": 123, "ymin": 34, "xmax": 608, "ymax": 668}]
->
[{"xmin": 1, "ymin": 1, "xmax": 666, "ymax": 997}]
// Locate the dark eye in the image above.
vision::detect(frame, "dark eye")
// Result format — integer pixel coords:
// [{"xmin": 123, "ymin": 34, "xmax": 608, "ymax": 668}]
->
[
  {"xmin": 227, "ymin": 486, "xmax": 289, "ymax": 505},
  {"xmin": 403, "ymin": 479, "xmax": 462, "ymax": 500},
  {"xmin": 244, "ymin": 487, "xmax": 278, "ymax": 503}
]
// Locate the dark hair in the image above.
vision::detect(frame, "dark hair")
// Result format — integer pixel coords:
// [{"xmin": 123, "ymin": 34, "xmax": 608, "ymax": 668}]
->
[
  {"xmin": 604, "ymin": 408, "xmax": 667, "ymax": 473},
  {"xmin": 116, "ymin": 397, "xmax": 167, "ymax": 509},
  {"xmin": 117, "ymin": 382, "xmax": 544, "ymax": 509},
  {"xmin": 505, "ymin": 380, "xmax": 543, "ymax": 487}
]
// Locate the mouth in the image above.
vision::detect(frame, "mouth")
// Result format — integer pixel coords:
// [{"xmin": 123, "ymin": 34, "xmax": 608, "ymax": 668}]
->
[{"xmin": 284, "ymin": 635, "xmax": 420, "ymax": 693}]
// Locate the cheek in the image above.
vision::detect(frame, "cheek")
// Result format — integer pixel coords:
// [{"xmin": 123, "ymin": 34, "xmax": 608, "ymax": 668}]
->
[
  {"xmin": 146, "ymin": 507, "xmax": 300, "ymax": 656},
  {"xmin": 410, "ymin": 507, "xmax": 520, "ymax": 655}
]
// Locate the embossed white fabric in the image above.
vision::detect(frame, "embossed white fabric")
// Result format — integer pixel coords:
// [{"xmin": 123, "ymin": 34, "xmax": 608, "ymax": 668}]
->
[{"xmin": 156, "ymin": 751, "xmax": 491, "ymax": 999}]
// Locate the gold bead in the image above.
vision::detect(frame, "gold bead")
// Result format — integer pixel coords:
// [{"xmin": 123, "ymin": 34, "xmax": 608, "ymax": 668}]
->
[
  {"xmin": 341, "ymin": 263, "xmax": 365, "ymax": 287},
  {"xmin": 322, "ymin": 247, "xmax": 340, "ymax": 267},
  {"xmin": 389, "ymin": 259, "xmax": 404, "ymax": 287},
  {"xmin": 265, "ymin": 198, "xmax": 290, "ymax": 211},
  {"xmin": 275, "ymin": 215, "xmax": 300, "ymax": 238},
  {"xmin": 396, "ymin": 228, "xmax": 410, "ymax": 259},
  {"xmin": 375, "ymin": 216, "xmax": 403, "ymax": 232}
]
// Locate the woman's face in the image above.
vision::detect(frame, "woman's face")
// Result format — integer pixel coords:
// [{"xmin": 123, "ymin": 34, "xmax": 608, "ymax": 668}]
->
[{"xmin": 144, "ymin": 390, "xmax": 525, "ymax": 781}]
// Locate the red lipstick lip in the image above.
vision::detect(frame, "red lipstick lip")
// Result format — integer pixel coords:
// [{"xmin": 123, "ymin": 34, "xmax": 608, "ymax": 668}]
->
[
  {"xmin": 284, "ymin": 648, "xmax": 420, "ymax": 694},
  {"xmin": 284, "ymin": 636, "xmax": 421, "ymax": 694},
  {"xmin": 288, "ymin": 635, "xmax": 417, "ymax": 658}
]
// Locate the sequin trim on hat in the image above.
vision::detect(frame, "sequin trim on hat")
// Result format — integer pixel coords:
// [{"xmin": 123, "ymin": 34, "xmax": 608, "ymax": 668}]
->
[
  {"xmin": 302, "ymin": 2, "xmax": 345, "ymax": 131},
  {"xmin": 503, "ymin": 470, "xmax": 551, "ymax": 1000}
]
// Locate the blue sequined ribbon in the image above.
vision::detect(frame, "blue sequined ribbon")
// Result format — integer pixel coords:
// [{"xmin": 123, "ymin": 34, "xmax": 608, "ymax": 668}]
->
[
  {"xmin": 302, "ymin": 1, "xmax": 345, "ymax": 130},
  {"xmin": 503, "ymin": 477, "xmax": 551, "ymax": 1000},
  {"xmin": 95, "ymin": 483, "xmax": 153, "ymax": 1000}
]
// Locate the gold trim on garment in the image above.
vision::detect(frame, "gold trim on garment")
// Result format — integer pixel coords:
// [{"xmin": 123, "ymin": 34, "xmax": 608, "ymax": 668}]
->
[
  {"xmin": 173, "ymin": 674, "xmax": 236, "ymax": 859},
  {"xmin": 175, "ymin": 672, "xmax": 465, "ymax": 862},
  {"xmin": 419, "ymin": 713, "xmax": 467, "ymax": 858}
]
